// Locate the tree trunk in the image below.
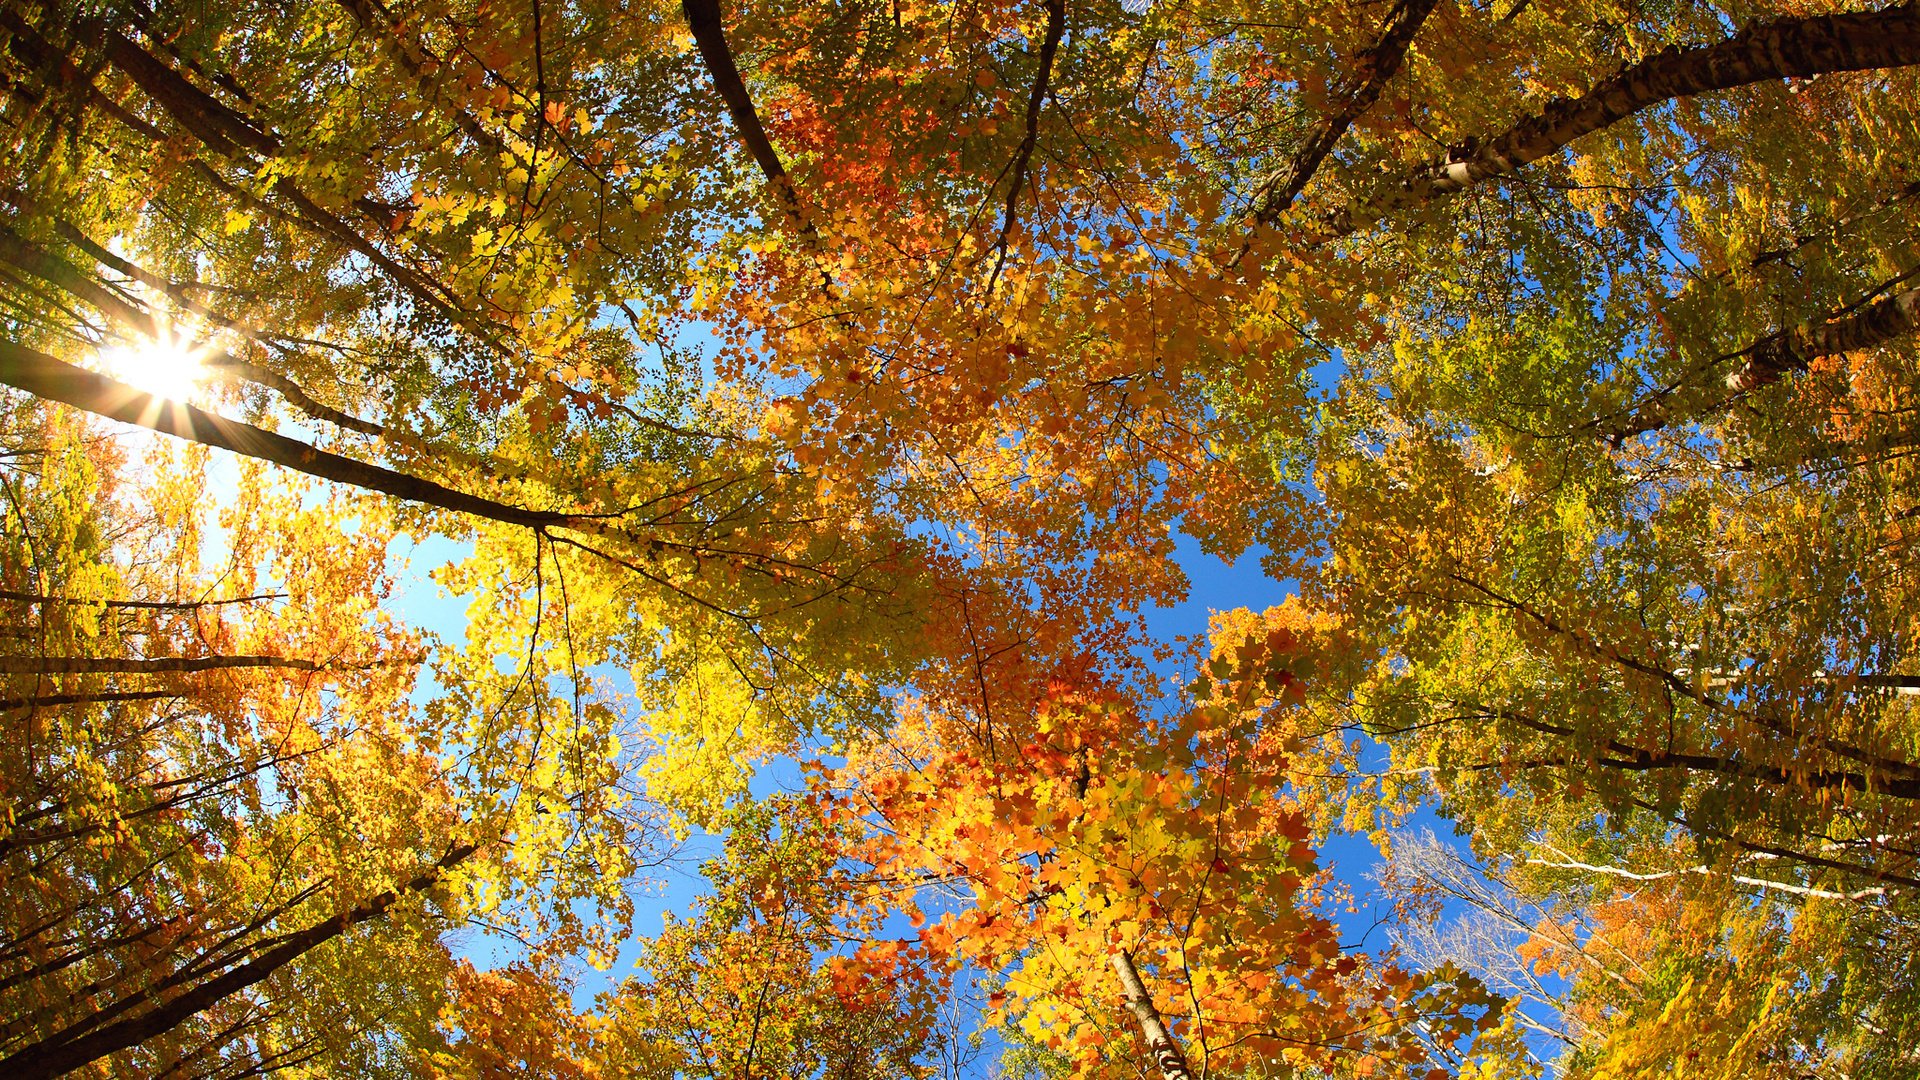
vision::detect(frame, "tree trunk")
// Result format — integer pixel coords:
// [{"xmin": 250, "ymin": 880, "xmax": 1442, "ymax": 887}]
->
[
  {"xmin": 0, "ymin": 842, "xmax": 477, "ymax": 1079},
  {"xmin": 98, "ymin": 28, "xmax": 278, "ymax": 158},
  {"xmin": 0, "ymin": 224, "xmax": 158, "ymax": 337},
  {"xmin": 0, "ymin": 339, "xmax": 591, "ymax": 533},
  {"xmin": 1729, "ymin": 281, "xmax": 1920, "ymax": 390},
  {"xmin": 680, "ymin": 0, "xmax": 838, "ymax": 300},
  {"xmin": 0, "ymin": 689, "xmax": 174, "ymax": 712},
  {"xmin": 1320, "ymin": 4, "xmax": 1920, "ymax": 237},
  {"xmin": 84, "ymin": 25, "xmax": 516, "ymax": 354},
  {"xmin": 0, "ymin": 589, "xmax": 285, "ymax": 610},
  {"xmin": 0, "ymin": 654, "xmax": 324, "ymax": 675},
  {"xmin": 1110, "ymin": 950, "xmax": 1197, "ymax": 1080}
]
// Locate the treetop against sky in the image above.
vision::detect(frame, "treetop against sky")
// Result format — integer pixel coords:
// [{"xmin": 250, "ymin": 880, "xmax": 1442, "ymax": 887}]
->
[{"xmin": 4, "ymin": 0, "xmax": 1920, "ymax": 1076}]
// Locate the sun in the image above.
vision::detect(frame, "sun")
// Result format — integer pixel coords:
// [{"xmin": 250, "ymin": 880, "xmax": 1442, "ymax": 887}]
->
[{"xmin": 96, "ymin": 328, "xmax": 208, "ymax": 403}]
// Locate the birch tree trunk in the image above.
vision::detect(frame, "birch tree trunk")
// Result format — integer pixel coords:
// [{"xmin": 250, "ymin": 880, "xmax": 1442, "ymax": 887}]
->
[{"xmin": 1110, "ymin": 950, "xmax": 1197, "ymax": 1080}]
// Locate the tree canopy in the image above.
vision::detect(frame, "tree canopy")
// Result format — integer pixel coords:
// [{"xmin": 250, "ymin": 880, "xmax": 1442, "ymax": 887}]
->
[{"xmin": 4, "ymin": 0, "xmax": 1920, "ymax": 1076}]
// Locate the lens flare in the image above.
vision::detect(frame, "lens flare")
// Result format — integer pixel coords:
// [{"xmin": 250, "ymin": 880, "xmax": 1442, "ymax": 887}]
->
[{"xmin": 96, "ymin": 328, "xmax": 206, "ymax": 403}]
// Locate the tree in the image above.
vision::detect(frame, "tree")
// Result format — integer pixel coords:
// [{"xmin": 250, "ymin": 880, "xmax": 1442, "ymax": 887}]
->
[
  {"xmin": 827, "ymin": 598, "xmax": 1507, "ymax": 1078},
  {"xmin": 0, "ymin": 394, "xmax": 469, "ymax": 1077},
  {"xmin": 0, "ymin": 3, "xmax": 961, "ymax": 1073},
  {"xmin": 1160, "ymin": 3, "xmax": 1920, "ymax": 1072},
  {"xmin": 596, "ymin": 797, "xmax": 949, "ymax": 1080}
]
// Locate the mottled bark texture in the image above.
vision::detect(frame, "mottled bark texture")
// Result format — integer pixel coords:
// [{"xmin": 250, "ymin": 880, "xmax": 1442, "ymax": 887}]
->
[
  {"xmin": 1729, "ymin": 282, "xmax": 1920, "ymax": 390},
  {"xmin": 1111, "ymin": 950, "xmax": 1197, "ymax": 1080}
]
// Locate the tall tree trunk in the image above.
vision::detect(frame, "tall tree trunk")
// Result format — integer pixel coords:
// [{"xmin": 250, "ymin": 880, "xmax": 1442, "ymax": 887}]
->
[
  {"xmin": 0, "ymin": 205, "xmax": 388, "ymax": 438},
  {"xmin": 0, "ymin": 654, "xmax": 325, "ymax": 675},
  {"xmin": 1317, "ymin": 4, "xmax": 1920, "ymax": 237},
  {"xmin": 0, "ymin": 223, "xmax": 158, "ymax": 337},
  {"xmin": 0, "ymin": 842, "xmax": 477, "ymax": 1079},
  {"xmin": 1728, "ymin": 281, "xmax": 1920, "ymax": 390},
  {"xmin": 0, "ymin": 689, "xmax": 174, "ymax": 712},
  {"xmin": 680, "ymin": 0, "xmax": 840, "ymax": 302},
  {"xmin": 0, "ymin": 589, "xmax": 285, "ymax": 610},
  {"xmin": 1110, "ymin": 950, "xmax": 1197, "ymax": 1080},
  {"xmin": 0, "ymin": 339, "xmax": 593, "ymax": 534}
]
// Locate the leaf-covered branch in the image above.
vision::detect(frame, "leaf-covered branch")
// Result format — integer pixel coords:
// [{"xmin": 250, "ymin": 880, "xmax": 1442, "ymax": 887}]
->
[{"xmin": 986, "ymin": 0, "xmax": 1067, "ymax": 291}]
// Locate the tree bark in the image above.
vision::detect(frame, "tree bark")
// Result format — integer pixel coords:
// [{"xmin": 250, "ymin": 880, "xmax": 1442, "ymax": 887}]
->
[
  {"xmin": 98, "ymin": 28, "xmax": 278, "ymax": 158},
  {"xmin": 1600, "ymin": 275, "xmax": 1920, "ymax": 440},
  {"xmin": 202, "ymin": 353, "xmax": 386, "ymax": 437},
  {"xmin": 0, "ymin": 194, "xmax": 390, "ymax": 438},
  {"xmin": 679, "ymin": 0, "xmax": 839, "ymax": 301},
  {"xmin": 84, "ymin": 24, "xmax": 518, "ymax": 355},
  {"xmin": 1486, "ymin": 705, "xmax": 1920, "ymax": 799},
  {"xmin": 681, "ymin": 0, "xmax": 799, "ymax": 214},
  {"xmin": 1110, "ymin": 950, "xmax": 1197, "ymax": 1080},
  {"xmin": 1728, "ymin": 281, "xmax": 1920, "ymax": 390},
  {"xmin": 1317, "ymin": 4, "xmax": 1920, "ymax": 238},
  {"xmin": 0, "ymin": 842, "xmax": 477, "ymax": 1079}
]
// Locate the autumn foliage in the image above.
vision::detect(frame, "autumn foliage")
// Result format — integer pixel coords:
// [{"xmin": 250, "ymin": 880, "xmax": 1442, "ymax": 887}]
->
[{"xmin": 5, "ymin": 0, "xmax": 1920, "ymax": 1076}]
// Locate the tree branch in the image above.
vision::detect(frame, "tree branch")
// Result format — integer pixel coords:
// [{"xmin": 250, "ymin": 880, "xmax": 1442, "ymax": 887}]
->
[
  {"xmin": 1475, "ymin": 704, "xmax": 1920, "ymax": 799},
  {"xmin": 1522, "ymin": 854, "xmax": 1888, "ymax": 902},
  {"xmin": 986, "ymin": 0, "xmax": 1067, "ymax": 294},
  {"xmin": 0, "ymin": 689, "xmax": 173, "ymax": 712},
  {"xmin": 0, "ymin": 588, "xmax": 286, "ymax": 610}
]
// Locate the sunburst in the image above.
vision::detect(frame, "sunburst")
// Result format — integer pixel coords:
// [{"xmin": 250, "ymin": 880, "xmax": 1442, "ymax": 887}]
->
[{"xmin": 96, "ymin": 325, "xmax": 208, "ymax": 404}]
